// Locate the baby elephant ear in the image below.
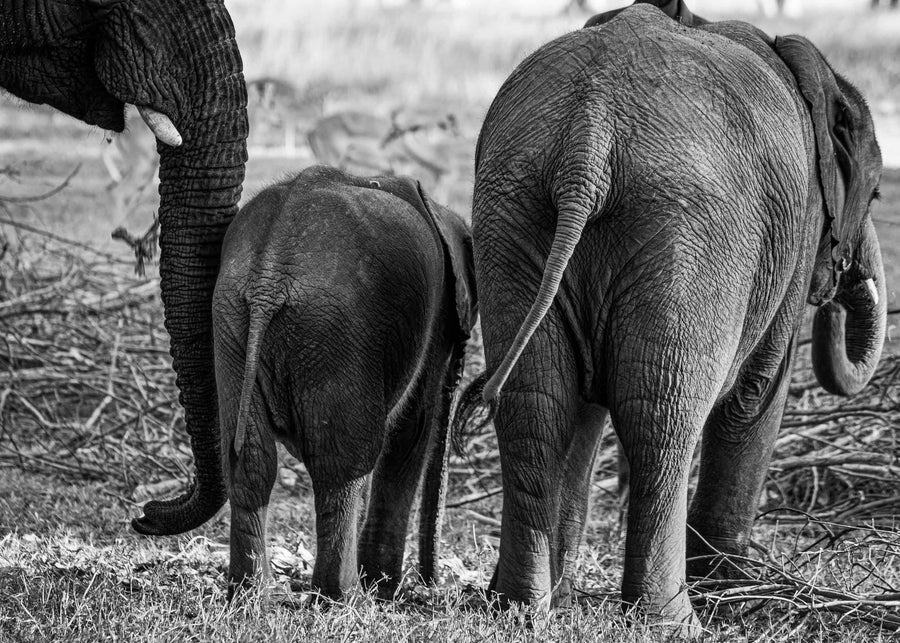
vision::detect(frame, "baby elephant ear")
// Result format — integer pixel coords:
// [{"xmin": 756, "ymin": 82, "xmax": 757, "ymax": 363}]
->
[
  {"xmin": 376, "ymin": 176, "xmax": 477, "ymax": 333},
  {"xmin": 773, "ymin": 35, "xmax": 868, "ymax": 276},
  {"xmin": 414, "ymin": 183, "xmax": 478, "ymax": 336}
]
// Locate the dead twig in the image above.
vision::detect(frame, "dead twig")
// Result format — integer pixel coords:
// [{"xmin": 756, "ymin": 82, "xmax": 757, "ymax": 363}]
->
[{"xmin": 0, "ymin": 164, "xmax": 80, "ymax": 203}]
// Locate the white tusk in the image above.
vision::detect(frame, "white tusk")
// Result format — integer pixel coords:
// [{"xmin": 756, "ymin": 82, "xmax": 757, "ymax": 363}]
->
[
  {"xmin": 136, "ymin": 105, "xmax": 182, "ymax": 147},
  {"xmin": 864, "ymin": 278, "xmax": 879, "ymax": 306}
]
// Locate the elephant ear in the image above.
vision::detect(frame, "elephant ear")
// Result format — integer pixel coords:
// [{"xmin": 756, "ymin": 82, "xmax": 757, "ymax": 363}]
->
[
  {"xmin": 373, "ymin": 176, "xmax": 476, "ymax": 334},
  {"xmin": 774, "ymin": 35, "xmax": 879, "ymax": 281},
  {"xmin": 414, "ymin": 183, "xmax": 478, "ymax": 335}
]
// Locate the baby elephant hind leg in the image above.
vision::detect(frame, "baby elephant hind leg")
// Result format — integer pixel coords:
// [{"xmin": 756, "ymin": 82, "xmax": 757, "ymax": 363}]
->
[
  {"xmin": 310, "ymin": 474, "xmax": 369, "ymax": 599},
  {"xmin": 358, "ymin": 389, "xmax": 432, "ymax": 597},
  {"xmin": 226, "ymin": 394, "xmax": 279, "ymax": 600},
  {"xmin": 300, "ymin": 392, "xmax": 381, "ymax": 599}
]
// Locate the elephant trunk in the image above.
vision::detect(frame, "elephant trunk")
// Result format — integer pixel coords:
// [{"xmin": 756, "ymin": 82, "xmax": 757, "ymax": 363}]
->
[
  {"xmin": 132, "ymin": 62, "xmax": 249, "ymax": 535},
  {"xmin": 812, "ymin": 220, "xmax": 886, "ymax": 396}
]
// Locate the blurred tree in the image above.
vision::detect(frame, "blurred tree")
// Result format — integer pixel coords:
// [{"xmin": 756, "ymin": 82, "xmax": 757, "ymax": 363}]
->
[
  {"xmin": 871, "ymin": 0, "xmax": 899, "ymax": 7},
  {"xmin": 562, "ymin": 0, "xmax": 592, "ymax": 13}
]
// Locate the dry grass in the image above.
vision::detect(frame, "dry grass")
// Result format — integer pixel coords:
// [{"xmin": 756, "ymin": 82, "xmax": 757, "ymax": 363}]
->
[
  {"xmin": 1, "ymin": 3, "xmax": 899, "ymax": 641},
  {"xmin": 0, "ymin": 217, "xmax": 898, "ymax": 641}
]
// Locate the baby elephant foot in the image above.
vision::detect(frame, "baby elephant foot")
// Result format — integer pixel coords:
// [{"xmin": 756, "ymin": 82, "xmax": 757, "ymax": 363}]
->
[{"xmin": 227, "ymin": 569, "xmax": 277, "ymax": 602}]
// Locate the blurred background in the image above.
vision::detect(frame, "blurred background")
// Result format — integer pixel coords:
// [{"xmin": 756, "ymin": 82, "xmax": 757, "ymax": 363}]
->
[
  {"xmin": 1, "ymin": 0, "xmax": 897, "ymax": 250},
  {"xmin": 0, "ymin": 5, "xmax": 898, "ymax": 632}
]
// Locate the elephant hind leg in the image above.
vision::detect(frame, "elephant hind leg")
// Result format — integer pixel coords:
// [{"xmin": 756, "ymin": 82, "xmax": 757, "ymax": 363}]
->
[
  {"xmin": 610, "ymin": 348, "xmax": 730, "ymax": 634},
  {"xmin": 488, "ymin": 328, "xmax": 583, "ymax": 608},
  {"xmin": 358, "ymin": 384, "xmax": 431, "ymax": 597},
  {"xmin": 552, "ymin": 402, "xmax": 608, "ymax": 607},
  {"xmin": 225, "ymin": 393, "xmax": 279, "ymax": 600},
  {"xmin": 310, "ymin": 475, "xmax": 369, "ymax": 598},
  {"xmin": 614, "ymin": 400, "xmax": 704, "ymax": 635},
  {"xmin": 296, "ymin": 389, "xmax": 383, "ymax": 599},
  {"xmin": 687, "ymin": 332, "xmax": 797, "ymax": 580}
]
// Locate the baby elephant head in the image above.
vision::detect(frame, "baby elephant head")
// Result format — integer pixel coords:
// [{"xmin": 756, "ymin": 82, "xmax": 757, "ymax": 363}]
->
[{"xmin": 775, "ymin": 35, "xmax": 886, "ymax": 396}]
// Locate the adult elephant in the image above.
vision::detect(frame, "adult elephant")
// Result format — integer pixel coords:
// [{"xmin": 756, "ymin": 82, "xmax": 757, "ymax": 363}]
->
[
  {"xmin": 1, "ymin": 0, "xmax": 249, "ymax": 536},
  {"xmin": 455, "ymin": 3, "xmax": 886, "ymax": 635}
]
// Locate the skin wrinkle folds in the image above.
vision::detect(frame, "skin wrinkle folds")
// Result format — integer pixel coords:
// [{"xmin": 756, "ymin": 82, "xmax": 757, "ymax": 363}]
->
[
  {"xmin": 455, "ymin": 4, "xmax": 887, "ymax": 632},
  {"xmin": 214, "ymin": 167, "xmax": 475, "ymax": 598}
]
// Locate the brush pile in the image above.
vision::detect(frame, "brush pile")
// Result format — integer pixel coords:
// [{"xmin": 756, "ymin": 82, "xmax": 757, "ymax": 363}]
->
[
  {"xmin": 701, "ymin": 347, "xmax": 900, "ymax": 632},
  {"xmin": 0, "ymin": 223, "xmax": 898, "ymax": 633},
  {"xmin": 0, "ymin": 225, "xmax": 186, "ymax": 500}
]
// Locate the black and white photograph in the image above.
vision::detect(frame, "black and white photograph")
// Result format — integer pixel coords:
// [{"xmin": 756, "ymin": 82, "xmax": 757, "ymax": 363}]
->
[{"xmin": 1, "ymin": 0, "xmax": 898, "ymax": 640}]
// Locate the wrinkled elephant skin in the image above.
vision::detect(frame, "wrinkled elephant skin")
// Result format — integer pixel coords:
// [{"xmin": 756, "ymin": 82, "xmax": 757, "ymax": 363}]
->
[
  {"xmin": 457, "ymin": 3, "xmax": 886, "ymax": 637},
  {"xmin": 213, "ymin": 166, "xmax": 477, "ymax": 599}
]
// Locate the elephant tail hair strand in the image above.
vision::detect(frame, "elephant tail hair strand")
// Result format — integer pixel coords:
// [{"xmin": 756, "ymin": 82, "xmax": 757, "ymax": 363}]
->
[{"xmin": 450, "ymin": 372, "xmax": 496, "ymax": 446}]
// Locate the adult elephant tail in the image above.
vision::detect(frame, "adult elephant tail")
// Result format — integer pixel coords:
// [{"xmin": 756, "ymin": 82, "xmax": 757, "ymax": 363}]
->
[
  {"xmin": 477, "ymin": 199, "xmax": 592, "ymax": 405},
  {"xmin": 455, "ymin": 96, "xmax": 613, "ymax": 434}
]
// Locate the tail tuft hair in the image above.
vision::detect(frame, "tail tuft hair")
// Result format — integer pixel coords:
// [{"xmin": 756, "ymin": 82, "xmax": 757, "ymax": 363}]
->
[{"xmin": 450, "ymin": 371, "xmax": 498, "ymax": 455}]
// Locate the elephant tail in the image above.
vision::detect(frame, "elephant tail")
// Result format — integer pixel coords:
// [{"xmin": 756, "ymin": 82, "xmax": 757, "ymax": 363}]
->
[
  {"xmin": 450, "ymin": 370, "xmax": 492, "ymax": 442},
  {"xmin": 480, "ymin": 100, "xmax": 613, "ymax": 413},
  {"xmin": 233, "ymin": 306, "xmax": 275, "ymax": 457}
]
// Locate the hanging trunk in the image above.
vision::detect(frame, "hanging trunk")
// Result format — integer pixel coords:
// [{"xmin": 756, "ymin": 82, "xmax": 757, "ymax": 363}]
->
[
  {"xmin": 132, "ymin": 45, "xmax": 249, "ymax": 536},
  {"xmin": 812, "ymin": 220, "xmax": 886, "ymax": 396}
]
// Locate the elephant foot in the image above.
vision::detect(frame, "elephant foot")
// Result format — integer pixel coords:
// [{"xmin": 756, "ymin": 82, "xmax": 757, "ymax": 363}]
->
[
  {"xmin": 624, "ymin": 590, "xmax": 704, "ymax": 641},
  {"xmin": 550, "ymin": 576, "xmax": 576, "ymax": 608},
  {"xmin": 226, "ymin": 570, "xmax": 277, "ymax": 603},
  {"xmin": 359, "ymin": 569, "xmax": 401, "ymax": 601},
  {"xmin": 261, "ymin": 578, "xmax": 304, "ymax": 607},
  {"xmin": 652, "ymin": 611, "xmax": 704, "ymax": 642},
  {"xmin": 489, "ymin": 580, "xmax": 552, "ymax": 613},
  {"xmin": 487, "ymin": 584, "xmax": 552, "ymax": 615},
  {"xmin": 686, "ymin": 532, "xmax": 751, "ymax": 583}
]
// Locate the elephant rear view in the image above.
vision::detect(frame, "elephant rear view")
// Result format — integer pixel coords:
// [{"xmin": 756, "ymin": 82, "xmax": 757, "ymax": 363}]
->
[
  {"xmin": 458, "ymin": 3, "xmax": 886, "ymax": 637},
  {"xmin": 213, "ymin": 165, "xmax": 476, "ymax": 598}
]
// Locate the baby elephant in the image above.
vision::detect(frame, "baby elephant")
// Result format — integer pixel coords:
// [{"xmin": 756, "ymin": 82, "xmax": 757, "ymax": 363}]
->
[{"xmin": 213, "ymin": 165, "xmax": 476, "ymax": 599}]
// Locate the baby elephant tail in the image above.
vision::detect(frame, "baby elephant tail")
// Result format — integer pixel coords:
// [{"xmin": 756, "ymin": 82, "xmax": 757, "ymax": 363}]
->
[
  {"xmin": 233, "ymin": 307, "xmax": 274, "ymax": 457},
  {"xmin": 450, "ymin": 372, "xmax": 491, "ymax": 441}
]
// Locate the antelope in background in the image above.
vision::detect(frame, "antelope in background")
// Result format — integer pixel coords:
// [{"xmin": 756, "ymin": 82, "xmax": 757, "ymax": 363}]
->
[{"xmin": 246, "ymin": 76, "xmax": 463, "ymax": 199}]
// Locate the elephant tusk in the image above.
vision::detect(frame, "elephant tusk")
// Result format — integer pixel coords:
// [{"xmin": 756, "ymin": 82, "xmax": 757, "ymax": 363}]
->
[
  {"xmin": 864, "ymin": 278, "xmax": 879, "ymax": 306},
  {"xmin": 137, "ymin": 106, "xmax": 182, "ymax": 147}
]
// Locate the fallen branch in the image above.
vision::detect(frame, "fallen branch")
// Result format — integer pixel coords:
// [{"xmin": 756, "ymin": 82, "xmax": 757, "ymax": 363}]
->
[{"xmin": 0, "ymin": 164, "xmax": 80, "ymax": 203}]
